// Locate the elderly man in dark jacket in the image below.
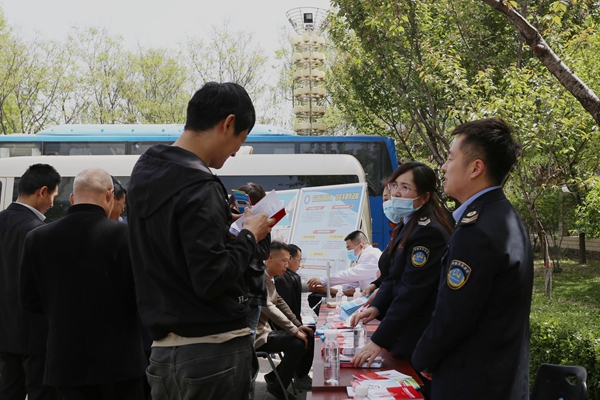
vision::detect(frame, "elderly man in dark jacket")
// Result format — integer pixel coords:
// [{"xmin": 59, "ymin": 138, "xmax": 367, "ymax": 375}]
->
[{"xmin": 19, "ymin": 167, "xmax": 146, "ymax": 400}]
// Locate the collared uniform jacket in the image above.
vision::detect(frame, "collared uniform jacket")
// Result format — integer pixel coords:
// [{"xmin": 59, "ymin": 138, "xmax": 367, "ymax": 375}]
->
[
  {"xmin": 412, "ymin": 188, "xmax": 533, "ymax": 400},
  {"xmin": 369, "ymin": 217, "xmax": 450, "ymax": 356}
]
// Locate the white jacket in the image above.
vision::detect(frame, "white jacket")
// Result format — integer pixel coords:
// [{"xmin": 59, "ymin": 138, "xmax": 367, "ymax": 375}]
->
[{"xmin": 320, "ymin": 245, "xmax": 382, "ymax": 290}]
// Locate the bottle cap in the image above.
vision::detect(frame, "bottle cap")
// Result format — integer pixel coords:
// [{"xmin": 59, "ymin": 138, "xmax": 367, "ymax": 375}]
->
[
  {"xmin": 325, "ymin": 329, "xmax": 337, "ymax": 339},
  {"xmin": 355, "ymin": 385, "xmax": 369, "ymax": 395}
]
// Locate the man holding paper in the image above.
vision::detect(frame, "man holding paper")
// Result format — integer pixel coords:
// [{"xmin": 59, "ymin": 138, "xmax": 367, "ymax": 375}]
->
[{"xmin": 127, "ymin": 82, "xmax": 274, "ymax": 400}]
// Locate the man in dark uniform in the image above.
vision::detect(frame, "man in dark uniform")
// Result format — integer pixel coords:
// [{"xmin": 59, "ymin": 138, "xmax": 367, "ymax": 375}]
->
[
  {"xmin": 0, "ymin": 164, "xmax": 60, "ymax": 400},
  {"xmin": 412, "ymin": 118, "xmax": 533, "ymax": 399},
  {"xmin": 19, "ymin": 168, "xmax": 147, "ymax": 400}
]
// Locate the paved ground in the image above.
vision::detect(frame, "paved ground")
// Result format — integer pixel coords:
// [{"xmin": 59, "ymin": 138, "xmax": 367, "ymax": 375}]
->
[{"xmin": 254, "ymin": 355, "xmax": 310, "ymax": 400}]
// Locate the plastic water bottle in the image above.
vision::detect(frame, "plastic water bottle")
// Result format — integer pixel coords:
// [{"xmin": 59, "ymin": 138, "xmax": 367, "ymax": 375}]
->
[
  {"xmin": 324, "ymin": 329, "xmax": 340, "ymax": 385},
  {"xmin": 335, "ymin": 290, "xmax": 343, "ymax": 316},
  {"xmin": 353, "ymin": 287, "xmax": 362, "ymax": 300},
  {"xmin": 353, "ymin": 320, "xmax": 366, "ymax": 353},
  {"xmin": 326, "ymin": 315, "xmax": 335, "ymax": 329},
  {"xmin": 355, "ymin": 385, "xmax": 369, "ymax": 400}
]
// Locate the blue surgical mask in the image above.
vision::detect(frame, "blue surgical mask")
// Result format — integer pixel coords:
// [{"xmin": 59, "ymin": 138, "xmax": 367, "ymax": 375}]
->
[
  {"xmin": 383, "ymin": 196, "xmax": 421, "ymax": 223},
  {"xmin": 347, "ymin": 248, "xmax": 359, "ymax": 262}
]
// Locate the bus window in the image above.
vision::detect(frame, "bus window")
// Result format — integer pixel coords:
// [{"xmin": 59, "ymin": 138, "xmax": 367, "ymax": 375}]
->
[
  {"xmin": 219, "ymin": 175, "xmax": 359, "ymax": 193},
  {"xmin": 246, "ymin": 142, "xmax": 296, "ymax": 154},
  {"xmin": 13, "ymin": 176, "xmax": 130, "ymax": 222},
  {"xmin": 0, "ymin": 143, "xmax": 42, "ymax": 158},
  {"xmin": 298, "ymin": 141, "xmax": 392, "ymax": 194},
  {"xmin": 43, "ymin": 142, "xmax": 127, "ymax": 156},
  {"xmin": 130, "ymin": 141, "xmax": 174, "ymax": 155}
]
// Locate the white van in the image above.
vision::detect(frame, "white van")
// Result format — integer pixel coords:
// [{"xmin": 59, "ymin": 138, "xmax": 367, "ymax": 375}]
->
[{"xmin": 0, "ymin": 153, "xmax": 372, "ymax": 239}]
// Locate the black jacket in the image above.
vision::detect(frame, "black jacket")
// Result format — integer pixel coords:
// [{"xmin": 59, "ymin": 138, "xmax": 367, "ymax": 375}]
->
[
  {"xmin": 245, "ymin": 233, "xmax": 270, "ymax": 308},
  {"xmin": 274, "ymin": 268, "xmax": 303, "ymax": 323},
  {"xmin": 19, "ymin": 204, "xmax": 146, "ymax": 386},
  {"xmin": 127, "ymin": 145, "xmax": 257, "ymax": 340},
  {"xmin": 370, "ymin": 217, "xmax": 450, "ymax": 356},
  {"xmin": 0, "ymin": 203, "xmax": 47, "ymax": 355},
  {"xmin": 412, "ymin": 189, "xmax": 533, "ymax": 400}
]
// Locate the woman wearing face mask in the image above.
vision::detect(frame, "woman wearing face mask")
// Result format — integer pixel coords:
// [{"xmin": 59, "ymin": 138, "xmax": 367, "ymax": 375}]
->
[{"xmin": 350, "ymin": 162, "xmax": 453, "ymax": 396}]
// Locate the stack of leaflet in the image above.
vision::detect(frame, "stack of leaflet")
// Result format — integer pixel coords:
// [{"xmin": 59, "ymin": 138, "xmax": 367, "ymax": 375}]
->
[
  {"xmin": 318, "ymin": 329, "xmax": 384, "ymax": 368},
  {"xmin": 346, "ymin": 370, "xmax": 422, "ymax": 399},
  {"xmin": 340, "ymin": 296, "xmax": 369, "ymax": 320}
]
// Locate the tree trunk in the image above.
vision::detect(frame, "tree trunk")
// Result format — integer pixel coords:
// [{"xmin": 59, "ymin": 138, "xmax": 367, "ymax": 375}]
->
[
  {"xmin": 480, "ymin": 0, "xmax": 600, "ymax": 126},
  {"xmin": 579, "ymin": 232, "xmax": 587, "ymax": 265},
  {"xmin": 542, "ymin": 231, "xmax": 552, "ymax": 300}
]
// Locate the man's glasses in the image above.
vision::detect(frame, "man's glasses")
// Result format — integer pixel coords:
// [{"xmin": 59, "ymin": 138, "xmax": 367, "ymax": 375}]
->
[{"xmin": 387, "ymin": 182, "xmax": 416, "ymax": 195}]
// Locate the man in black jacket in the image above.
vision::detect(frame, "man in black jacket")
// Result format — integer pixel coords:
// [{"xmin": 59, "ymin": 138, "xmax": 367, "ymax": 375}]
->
[
  {"xmin": 274, "ymin": 243, "xmax": 305, "ymax": 323},
  {"xmin": 127, "ymin": 82, "xmax": 273, "ymax": 400},
  {"xmin": 19, "ymin": 168, "xmax": 147, "ymax": 400},
  {"xmin": 0, "ymin": 164, "xmax": 60, "ymax": 400},
  {"xmin": 412, "ymin": 118, "xmax": 533, "ymax": 399}
]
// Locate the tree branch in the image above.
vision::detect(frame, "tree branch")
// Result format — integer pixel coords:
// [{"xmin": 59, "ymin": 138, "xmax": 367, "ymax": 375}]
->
[{"xmin": 481, "ymin": 0, "xmax": 600, "ymax": 126}]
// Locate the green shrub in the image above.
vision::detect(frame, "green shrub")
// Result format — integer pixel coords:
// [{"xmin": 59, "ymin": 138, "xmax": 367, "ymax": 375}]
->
[{"xmin": 530, "ymin": 297, "xmax": 600, "ymax": 398}]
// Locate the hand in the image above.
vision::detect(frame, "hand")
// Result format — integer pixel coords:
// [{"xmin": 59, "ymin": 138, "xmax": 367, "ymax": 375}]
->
[
  {"xmin": 307, "ymin": 277, "xmax": 321, "ymax": 287},
  {"xmin": 352, "ymin": 341, "xmax": 382, "ymax": 368},
  {"xmin": 298, "ymin": 325, "xmax": 314, "ymax": 337},
  {"xmin": 421, "ymin": 371, "xmax": 433, "ymax": 380},
  {"xmin": 294, "ymin": 330, "xmax": 308, "ymax": 349},
  {"xmin": 350, "ymin": 307, "xmax": 378, "ymax": 328},
  {"xmin": 362, "ymin": 283, "xmax": 377, "ymax": 297},
  {"xmin": 241, "ymin": 209, "xmax": 275, "ymax": 242},
  {"xmin": 364, "ymin": 288, "xmax": 379, "ymax": 306}
]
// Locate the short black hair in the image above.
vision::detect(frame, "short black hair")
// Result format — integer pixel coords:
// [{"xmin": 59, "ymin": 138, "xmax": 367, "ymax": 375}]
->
[
  {"xmin": 238, "ymin": 182, "xmax": 266, "ymax": 205},
  {"xmin": 184, "ymin": 82, "xmax": 256, "ymax": 135},
  {"xmin": 18, "ymin": 164, "xmax": 61, "ymax": 196},
  {"xmin": 344, "ymin": 230, "xmax": 369, "ymax": 245},
  {"xmin": 111, "ymin": 176, "xmax": 126, "ymax": 200},
  {"xmin": 270, "ymin": 241, "xmax": 290, "ymax": 255},
  {"xmin": 451, "ymin": 118, "xmax": 521, "ymax": 185},
  {"xmin": 287, "ymin": 243, "xmax": 302, "ymax": 258}
]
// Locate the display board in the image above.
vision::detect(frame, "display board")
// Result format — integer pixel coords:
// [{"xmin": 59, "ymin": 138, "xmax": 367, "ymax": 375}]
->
[{"xmin": 288, "ymin": 183, "xmax": 367, "ymax": 278}]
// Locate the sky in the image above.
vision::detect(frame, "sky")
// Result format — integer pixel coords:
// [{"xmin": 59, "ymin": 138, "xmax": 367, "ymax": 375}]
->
[{"xmin": 1, "ymin": 0, "xmax": 332, "ymax": 57}]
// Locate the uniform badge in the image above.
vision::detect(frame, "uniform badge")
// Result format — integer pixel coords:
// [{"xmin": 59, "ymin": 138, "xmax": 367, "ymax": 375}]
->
[
  {"xmin": 411, "ymin": 246, "xmax": 430, "ymax": 267},
  {"xmin": 447, "ymin": 259, "xmax": 471, "ymax": 289},
  {"xmin": 418, "ymin": 217, "xmax": 430, "ymax": 226},
  {"xmin": 460, "ymin": 210, "xmax": 479, "ymax": 224}
]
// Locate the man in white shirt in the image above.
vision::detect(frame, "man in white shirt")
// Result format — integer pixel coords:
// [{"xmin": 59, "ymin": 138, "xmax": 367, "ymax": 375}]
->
[{"xmin": 307, "ymin": 230, "xmax": 382, "ymax": 293}]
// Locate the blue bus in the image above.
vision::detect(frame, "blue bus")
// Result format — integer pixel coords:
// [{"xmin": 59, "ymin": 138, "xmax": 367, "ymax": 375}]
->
[{"xmin": 0, "ymin": 124, "xmax": 398, "ymax": 248}]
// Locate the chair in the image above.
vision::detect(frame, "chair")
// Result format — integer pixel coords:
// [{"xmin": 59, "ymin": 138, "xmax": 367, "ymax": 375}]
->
[
  {"xmin": 531, "ymin": 363, "xmax": 587, "ymax": 400},
  {"xmin": 256, "ymin": 351, "xmax": 293, "ymax": 400}
]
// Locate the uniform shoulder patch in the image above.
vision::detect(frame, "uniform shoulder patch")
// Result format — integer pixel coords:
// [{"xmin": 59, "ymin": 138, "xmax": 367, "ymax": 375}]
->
[
  {"xmin": 411, "ymin": 246, "xmax": 430, "ymax": 267},
  {"xmin": 418, "ymin": 217, "xmax": 431, "ymax": 226},
  {"xmin": 460, "ymin": 210, "xmax": 479, "ymax": 224},
  {"xmin": 447, "ymin": 259, "xmax": 471, "ymax": 289}
]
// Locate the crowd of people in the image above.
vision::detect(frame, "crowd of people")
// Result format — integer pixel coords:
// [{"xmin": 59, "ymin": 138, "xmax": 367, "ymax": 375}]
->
[{"xmin": 0, "ymin": 81, "xmax": 533, "ymax": 400}]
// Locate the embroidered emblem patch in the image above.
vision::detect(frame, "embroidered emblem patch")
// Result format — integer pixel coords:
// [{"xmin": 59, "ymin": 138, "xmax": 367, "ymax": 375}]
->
[
  {"xmin": 418, "ymin": 217, "xmax": 431, "ymax": 226},
  {"xmin": 412, "ymin": 246, "xmax": 430, "ymax": 267},
  {"xmin": 447, "ymin": 259, "xmax": 471, "ymax": 289},
  {"xmin": 460, "ymin": 210, "xmax": 479, "ymax": 224}
]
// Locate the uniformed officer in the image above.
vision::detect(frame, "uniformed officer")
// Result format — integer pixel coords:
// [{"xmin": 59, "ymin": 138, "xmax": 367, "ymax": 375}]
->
[
  {"xmin": 350, "ymin": 162, "xmax": 453, "ymax": 398},
  {"xmin": 412, "ymin": 118, "xmax": 533, "ymax": 399}
]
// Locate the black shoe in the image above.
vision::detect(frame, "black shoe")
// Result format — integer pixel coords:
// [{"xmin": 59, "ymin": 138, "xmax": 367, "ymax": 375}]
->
[
  {"xmin": 266, "ymin": 382, "xmax": 297, "ymax": 400},
  {"xmin": 264, "ymin": 371, "xmax": 276, "ymax": 385},
  {"xmin": 296, "ymin": 375, "xmax": 312, "ymax": 390}
]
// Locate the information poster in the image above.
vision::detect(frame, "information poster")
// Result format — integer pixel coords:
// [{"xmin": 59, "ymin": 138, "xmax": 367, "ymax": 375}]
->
[
  {"xmin": 270, "ymin": 190, "xmax": 299, "ymax": 244},
  {"xmin": 289, "ymin": 183, "xmax": 367, "ymax": 278}
]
